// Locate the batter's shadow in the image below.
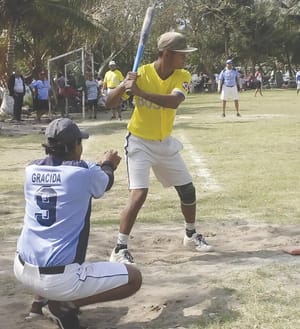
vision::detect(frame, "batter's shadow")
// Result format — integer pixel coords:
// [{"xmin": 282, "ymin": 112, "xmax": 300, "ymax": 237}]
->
[{"xmin": 80, "ymin": 287, "xmax": 239, "ymax": 329}]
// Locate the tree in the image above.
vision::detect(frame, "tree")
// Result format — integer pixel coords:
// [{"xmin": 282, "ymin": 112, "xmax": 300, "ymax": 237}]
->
[{"xmin": 0, "ymin": 0, "xmax": 102, "ymax": 78}]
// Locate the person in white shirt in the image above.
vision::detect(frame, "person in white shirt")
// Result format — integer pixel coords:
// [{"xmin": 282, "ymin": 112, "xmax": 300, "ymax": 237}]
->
[
  {"xmin": 218, "ymin": 59, "xmax": 241, "ymax": 117},
  {"xmin": 85, "ymin": 71, "xmax": 99, "ymax": 119}
]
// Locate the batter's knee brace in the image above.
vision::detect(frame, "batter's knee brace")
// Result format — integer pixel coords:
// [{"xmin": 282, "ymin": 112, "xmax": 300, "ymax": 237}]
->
[{"xmin": 175, "ymin": 182, "xmax": 196, "ymax": 206}]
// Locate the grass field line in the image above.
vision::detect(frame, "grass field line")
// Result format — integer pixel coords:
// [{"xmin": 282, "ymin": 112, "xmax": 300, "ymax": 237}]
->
[{"xmin": 178, "ymin": 132, "xmax": 221, "ymax": 192}]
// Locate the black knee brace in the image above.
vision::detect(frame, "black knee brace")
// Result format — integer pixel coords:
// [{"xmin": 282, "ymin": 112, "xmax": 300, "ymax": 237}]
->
[{"xmin": 175, "ymin": 182, "xmax": 196, "ymax": 206}]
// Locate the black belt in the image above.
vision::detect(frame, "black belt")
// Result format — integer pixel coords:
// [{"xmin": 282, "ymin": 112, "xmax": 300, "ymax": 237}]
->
[
  {"xmin": 18, "ymin": 254, "xmax": 65, "ymax": 274},
  {"xmin": 225, "ymin": 85, "xmax": 234, "ymax": 87}
]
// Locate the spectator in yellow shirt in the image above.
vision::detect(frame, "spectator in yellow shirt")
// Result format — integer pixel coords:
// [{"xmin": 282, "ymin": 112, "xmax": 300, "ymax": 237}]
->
[{"xmin": 103, "ymin": 61, "xmax": 124, "ymax": 120}]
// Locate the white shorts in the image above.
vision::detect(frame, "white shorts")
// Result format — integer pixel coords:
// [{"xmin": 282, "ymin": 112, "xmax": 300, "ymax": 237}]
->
[
  {"xmin": 14, "ymin": 254, "xmax": 128, "ymax": 301},
  {"xmin": 125, "ymin": 133, "xmax": 192, "ymax": 189},
  {"xmin": 221, "ymin": 85, "xmax": 239, "ymax": 101},
  {"xmin": 297, "ymin": 81, "xmax": 300, "ymax": 90}
]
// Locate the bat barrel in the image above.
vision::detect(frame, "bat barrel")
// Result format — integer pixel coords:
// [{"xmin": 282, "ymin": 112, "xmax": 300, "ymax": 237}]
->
[{"xmin": 131, "ymin": 6, "xmax": 155, "ymax": 72}]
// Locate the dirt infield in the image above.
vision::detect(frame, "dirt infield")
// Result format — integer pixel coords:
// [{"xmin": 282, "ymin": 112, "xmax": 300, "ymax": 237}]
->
[{"xmin": 2, "ymin": 221, "xmax": 300, "ymax": 329}]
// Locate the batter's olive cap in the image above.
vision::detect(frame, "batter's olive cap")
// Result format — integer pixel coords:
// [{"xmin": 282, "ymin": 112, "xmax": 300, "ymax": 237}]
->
[
  {"xmin": 45, "ymin": 118, "xmax": 89, "ymax": 144},
  {"xmin": 157, "ymin": 32, "xmax": 198, "ymax": 53}
]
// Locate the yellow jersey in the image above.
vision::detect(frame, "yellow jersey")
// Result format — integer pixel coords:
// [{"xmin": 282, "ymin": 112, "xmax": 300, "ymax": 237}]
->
[
  {"xmin": 104, "ymin": 69, "xmax": 124, "ymax": 88},
  {"xmin": 128, "ymin": 63, "xmax": 191, "ymax": 141}
]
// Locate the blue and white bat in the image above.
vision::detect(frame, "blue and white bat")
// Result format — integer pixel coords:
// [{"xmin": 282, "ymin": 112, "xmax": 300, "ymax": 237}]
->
[{"xmin": 132, "ymin": 5, "xmax": 156, "ymax": 72}]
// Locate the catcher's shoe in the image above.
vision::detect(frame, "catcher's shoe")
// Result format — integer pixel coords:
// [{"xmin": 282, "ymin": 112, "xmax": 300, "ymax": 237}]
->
[
  {"xmin": 183, "ymin": 233, "xmax": 214, "ymax": 252},
  {"xmin": 110, "ymin": 247, "xmax": 136, "ymax": 265},
  {"xmin": 25, "ymin": 298, "xmax": 48, "ymax": 320},
  {"xmin": 43, "ymin": 302, "xmax": 85, "ymax": 329},
  {"xmin": 25, "ymin": 300, "xmax": 80, "ymax": 321}
]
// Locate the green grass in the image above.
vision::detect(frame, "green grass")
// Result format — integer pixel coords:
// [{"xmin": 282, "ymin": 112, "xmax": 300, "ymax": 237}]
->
[
  {"xmin": 1, "ymin": 89, "xmax": 299, "ymax": 230},
  {"xmin": 174, "ymin": 89, "xmax": 300, "ymax": 224},
  {"xmin": 190, "ymin": 264, "xmax": 300, "ymax": 329},
  {"xmin": 1, "ymin": 89, "xmax": 300, "ymax": 329}
]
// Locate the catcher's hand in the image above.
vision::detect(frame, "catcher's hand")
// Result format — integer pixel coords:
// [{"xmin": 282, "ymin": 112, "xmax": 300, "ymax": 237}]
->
[{"xmin": 99, "ymin": 150, "xmax": 121, "ymax": 170}]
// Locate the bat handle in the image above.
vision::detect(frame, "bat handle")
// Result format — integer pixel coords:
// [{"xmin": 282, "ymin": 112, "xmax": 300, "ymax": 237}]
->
[{"xmin": 132, "ymin": 44, "xmax": 145, "ymax": 73}]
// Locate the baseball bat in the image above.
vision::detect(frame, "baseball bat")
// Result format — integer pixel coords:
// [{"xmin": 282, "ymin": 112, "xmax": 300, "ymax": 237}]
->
[{"xmin": 132, "ymin": 6, "xmax": 156, "ymax": 73}]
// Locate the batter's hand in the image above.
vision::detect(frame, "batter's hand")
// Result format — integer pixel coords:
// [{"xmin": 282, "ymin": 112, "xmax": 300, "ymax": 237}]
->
[
  {"xmin": 99, "ymin": 150, "xmax": 121, "ymax": 170},
  {"xmin": 123, "ymin": 72, "xmax": 140, "ymax": 96}
]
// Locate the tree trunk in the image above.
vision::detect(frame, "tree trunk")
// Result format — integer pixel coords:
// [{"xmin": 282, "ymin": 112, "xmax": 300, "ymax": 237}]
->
[
  {"xmin": 7, "ymin": 22, "xmax": 17, "ymax": 76},
  {"xmin": 224, "ymin": 24, "xmax": 230, "ymax": 58}
]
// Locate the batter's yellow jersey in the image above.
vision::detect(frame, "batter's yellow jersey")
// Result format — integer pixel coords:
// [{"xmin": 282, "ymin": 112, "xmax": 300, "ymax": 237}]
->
[
  {"xmin": 128, "ymin": 63, "xmax": 191, "ymax": 141},
  {"xmin": 104, "ymin": 69, "xmax": 124, "ymax": 88}
]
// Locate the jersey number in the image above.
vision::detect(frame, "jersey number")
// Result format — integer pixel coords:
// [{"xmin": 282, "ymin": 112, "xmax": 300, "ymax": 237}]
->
[{"xmin": 35, "ymin": 187, "xmax": 57, "ymax": 226}]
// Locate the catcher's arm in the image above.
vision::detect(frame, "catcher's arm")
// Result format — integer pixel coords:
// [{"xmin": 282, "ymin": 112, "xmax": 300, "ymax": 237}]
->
[{"xmin": 97, "ymin": 150, "xmax": 122, "ymax": 192}]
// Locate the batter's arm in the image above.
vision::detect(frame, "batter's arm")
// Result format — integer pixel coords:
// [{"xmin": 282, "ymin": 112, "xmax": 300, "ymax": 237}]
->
[
  {"xmin": 134, "ymin": 88, "xmax": 184, "ymax": 109},
  {"xmin": 105, "ymin": 82, "xmax": 126, "ymax": 108},
  {"xmin": 123, "ymin": 71, "xmax": 184, "ymax": 109}
]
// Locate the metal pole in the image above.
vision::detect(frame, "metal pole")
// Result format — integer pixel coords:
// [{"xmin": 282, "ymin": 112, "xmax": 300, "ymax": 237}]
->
[
  {"xmin": 82, "ymin": 48, "xmax": 85, "ymax": 120},
  {"xmin": 47, "ymin": 60, "xmax": 52, "ymax": 118},
  {"xmin": 47, "ymin": 47, "xmax": 85, "ymax": 119},
  {"xmin": 48, "ymin": 47, "xmax": 84, "ymax": 63},
  {"xmin": 64, "ymin": 64, "xmax": 68, "ymax": 116}
]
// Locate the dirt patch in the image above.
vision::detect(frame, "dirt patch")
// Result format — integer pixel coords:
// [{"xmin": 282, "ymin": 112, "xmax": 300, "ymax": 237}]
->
[
  {"xmin": 1, "ymin": 221, "xmax": 300, "ymax": 329},
  {"xmin": 0, "ymin": 117, "xmax": 46, "ymax": 136}
]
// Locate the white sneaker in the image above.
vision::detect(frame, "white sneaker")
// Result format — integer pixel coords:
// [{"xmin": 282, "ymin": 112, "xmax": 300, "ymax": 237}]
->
[
  {"xmin": 110, "ymin": 247, "xmax": 136, "ymax": 265},
  {"xmin": 183, "ymin": 233, "xmax": 214, "ymax": 252}
]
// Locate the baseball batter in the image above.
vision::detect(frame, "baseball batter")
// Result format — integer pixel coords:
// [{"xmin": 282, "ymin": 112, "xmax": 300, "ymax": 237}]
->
[
  {"xmin": 106, "ymin": 32, "xmax": 214, "ymax": 265},
  {"xmin": 13, "ymin": 118, "xmax": 142, "ymax": 329}
]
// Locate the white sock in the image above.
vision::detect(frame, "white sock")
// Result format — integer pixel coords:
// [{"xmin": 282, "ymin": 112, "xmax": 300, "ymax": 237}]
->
[
  {"xmin": 117, "ymin": 233, "xmax": 129, "ymax": 246},
  {"xmin": 185, "ymin": 222, "xmax": 196, "ymax": 231}
]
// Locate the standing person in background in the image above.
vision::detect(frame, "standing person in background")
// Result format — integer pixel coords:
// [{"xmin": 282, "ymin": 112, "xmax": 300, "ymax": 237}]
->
[
  {"xmin": 97, "ymin": 75, "xmax": 104, "ymax": 91},
  {"xmin": 296, "ymin": 69, "xmax": 300, "ymax": 96},
  {"xmin": 30, "ymin": 71, "xmax": 51, "ymax": 122},
  {"xmin": 85, "ymin": 71, "xmax": 99, "ymax": 119},
  {"xmin": 8, "ymin": 68, "xmax": 26, "ymax": 122},
  {"xmin": 103, "ymin": 61, "xmax": 124, "ymax": 120},
  {"xmin": 106, "ymin": 31, "xmax": 214, "ymax": 265},
  {"xmin": 14, "ymin": 118, "xmax": 142, "ymax": 329},
  {"xmin": 254, "ymin": 66, "xmax": 263, "ymax": 97},
  {"xmin": 218, "ymin": 59, "xmax": 241, "ymax": 117},
  {"xmin": 55, "ymin": 72, "xmax": 66, "ymax": 117}
]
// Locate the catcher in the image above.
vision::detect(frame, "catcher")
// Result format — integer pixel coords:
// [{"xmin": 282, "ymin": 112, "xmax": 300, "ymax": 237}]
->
[{"xmin": 13, "ymin": 118, "xmax": 142, "ymax": 329}]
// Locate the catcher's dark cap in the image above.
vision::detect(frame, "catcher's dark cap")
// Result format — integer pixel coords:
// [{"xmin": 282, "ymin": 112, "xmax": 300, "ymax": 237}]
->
[
  {"xmin": 45, "ymin": 118, "xmax": 89, "ymax": 144},
  {"xmin": 157, "ymin": 32, "xmax": 197, "ymax": 53}
]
